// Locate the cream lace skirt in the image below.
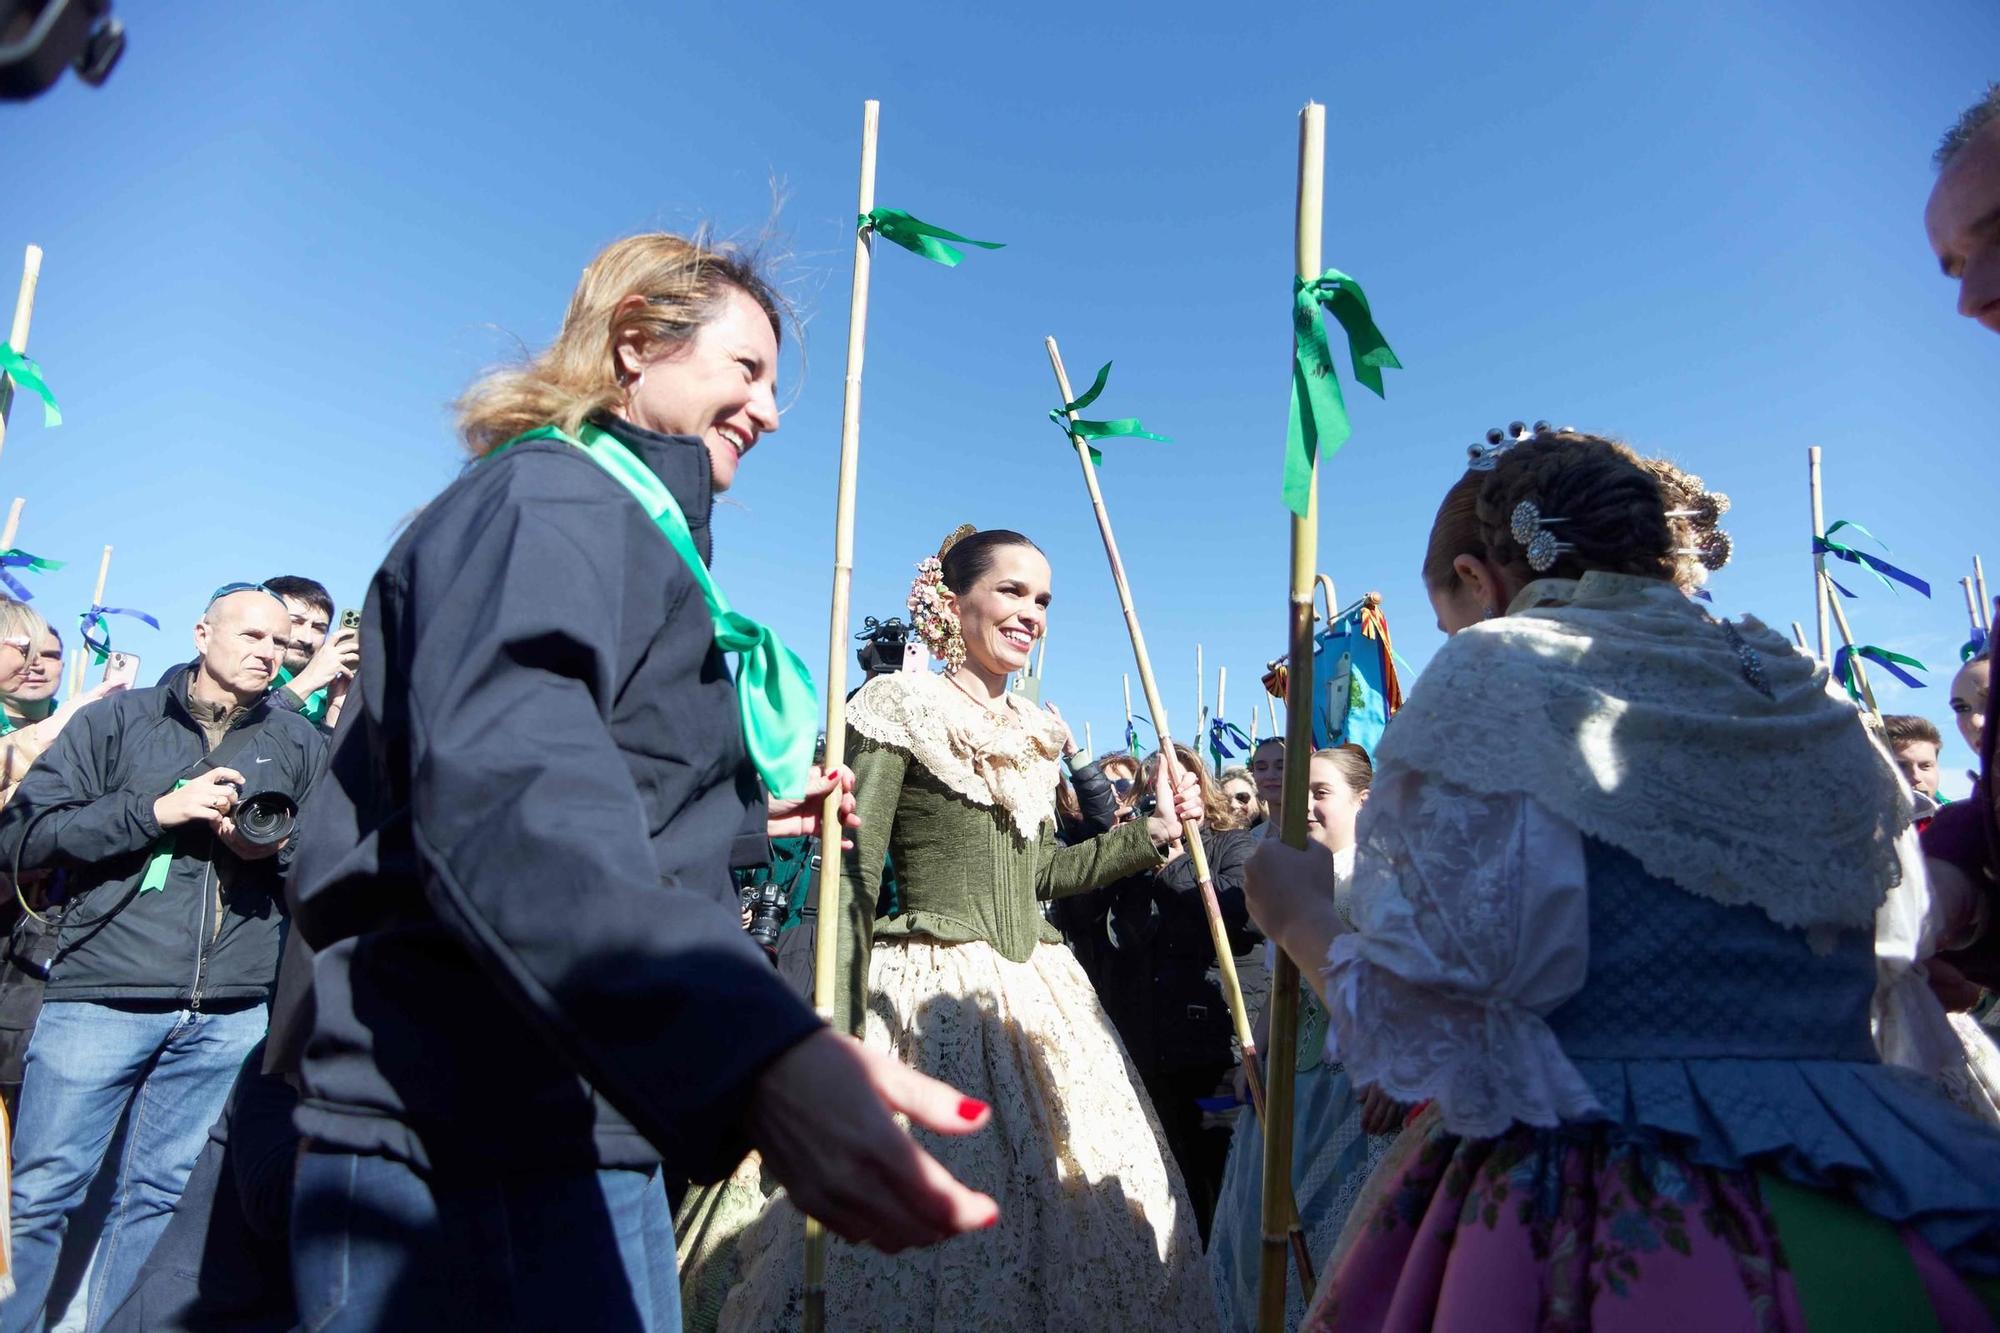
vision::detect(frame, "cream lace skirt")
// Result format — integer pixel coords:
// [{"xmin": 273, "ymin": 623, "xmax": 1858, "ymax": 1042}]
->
[{"xmin": 718, "ymin": 937, "xmax": 1218, "ymax": 1332}]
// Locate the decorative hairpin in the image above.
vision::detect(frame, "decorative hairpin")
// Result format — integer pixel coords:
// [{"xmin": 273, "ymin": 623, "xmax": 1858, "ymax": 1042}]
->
[
  {"xmin": 1666, "ymin": 489, "xmax": 1731, "ymax": 528},
  {"xmin": 1511, "ymin": 499, "xmax": 1574, "ymax": 572},
  {"xmin": 1467, "ymin": 419, "xmax": 1561, "ymax": 471},
  {"xmin": 1677, "ymin": 528, "xmax": 1734, "ymax": 572}
]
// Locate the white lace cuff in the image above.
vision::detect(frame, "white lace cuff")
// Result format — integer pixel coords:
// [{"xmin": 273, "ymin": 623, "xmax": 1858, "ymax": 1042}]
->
[{"xmin": 1322, "ymin": 770, "xmax": 1602, "ymax": 1138}]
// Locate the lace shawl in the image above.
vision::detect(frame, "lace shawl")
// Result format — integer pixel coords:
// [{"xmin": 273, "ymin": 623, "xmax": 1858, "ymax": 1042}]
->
[
  {"xmin": 845, "ymin": 671, "xmax": 1067, "ymax": 839},
  {"xmin": 1376, "ymin": 571, "xmax": 1910, "ymax": 932}
]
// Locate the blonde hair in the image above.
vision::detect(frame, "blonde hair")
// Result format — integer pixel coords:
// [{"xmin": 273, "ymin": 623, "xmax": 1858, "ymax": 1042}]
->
[
  {"xmin": 455, "ymin": 231, "xmax": 786, "ymax": 458},
  {"xmin": 0, "ymin": 596, "xmax": 49, "ymax": 668}
]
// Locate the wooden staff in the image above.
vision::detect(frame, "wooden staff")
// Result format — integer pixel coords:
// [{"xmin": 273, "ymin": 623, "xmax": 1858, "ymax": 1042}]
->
[
  {"xmin": 1827, "ymin": 591, "xmax": 1879, "ymax": 717},
  {"xmin": 1808, "ymin": 447, "xmax": 1830, "ymax": 664},
  {"xmin": 1260, "ymin": 99, "xmax": 1325, "ymax": 1331},
  {"xmin": 802, "ymin": 98, "xmax": 878, "ymax": 1333},
  {"xmin": 1216, "ymin": 665, "xmax": 1229, "ymax": 764},
  {"xmin": 1790, "ymin": 621, "xmax": 1811, "ymax": 655},
  {"xmin": 1083, "ymin": 721, "xmax": 1092, "ymax": 757},
  {"xmin": 1248, "ymin": 699, "xmax": 1260, "ymax": 749},
  {"xmin": 1963, "ymin": 578, "xmax": 1983, "ymax": 638},
  {"xmin": 0, "ymin": 498, "xmax": 22, "ymax": 552},
  {"xmin": 68, "ymin": 545, "xmax": 111, "ymax": 699},
  {"xmin": 0, "ymin": 245, "xmax": 45, "ymax": 467},
  {"xmin": 1044, "ymin": 334, "xmax": 1313, "ymax": 1287},
  {"xmin": 1267, "ymin": 693, "xmax": 1280, "ymax": 737},
  {"xmin": 1196, "ymin": 643, "xmax": 1206, "ymax": 760},
  {"xmin": 1977, "ymin": 556, "xmax": 1992, "ymax": 633}
]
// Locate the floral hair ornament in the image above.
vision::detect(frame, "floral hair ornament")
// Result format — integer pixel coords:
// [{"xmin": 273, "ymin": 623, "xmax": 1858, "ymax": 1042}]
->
[
  {"xmin": 1511, "ymin": 500, "xmax": 1574, "ymax": 573},
  {"xmin": 908, "ymin": 524, "xmax": 975, "ymax": 673}
]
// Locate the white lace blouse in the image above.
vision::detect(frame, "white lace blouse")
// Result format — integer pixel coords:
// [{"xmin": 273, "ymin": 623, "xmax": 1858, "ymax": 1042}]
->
[{"xmin": 1321, "ymin": 766, "xmax": 1605, "ymax": 1138}]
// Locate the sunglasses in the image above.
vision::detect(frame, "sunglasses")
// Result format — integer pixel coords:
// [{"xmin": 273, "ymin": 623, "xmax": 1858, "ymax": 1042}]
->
[
  {"xmin": 1111, "ymin": 778, "xmax": 1134, "ymax": 796},
  {"xmin": 1229, "ymin": 792, "xmax": 1256, "ymax": 803},
  {"xmin": 207, "ymin": 581, "xmax": 290, "ymax": 610}
]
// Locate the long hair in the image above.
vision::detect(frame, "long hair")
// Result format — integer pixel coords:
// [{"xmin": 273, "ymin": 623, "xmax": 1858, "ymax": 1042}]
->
[
  {"xmin": 1140, "ymin": 743, "xmax": 1240, "ymax": 831},
  {"xmin": 455, "ymin": 231, "xmax": 788, "ymax": 458}
]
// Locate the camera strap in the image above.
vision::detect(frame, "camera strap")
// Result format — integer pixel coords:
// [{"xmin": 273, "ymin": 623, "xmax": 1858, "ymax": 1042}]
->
[{"xmin": 136, "ymin": 717, "xmax": 263, "ymax": 894}]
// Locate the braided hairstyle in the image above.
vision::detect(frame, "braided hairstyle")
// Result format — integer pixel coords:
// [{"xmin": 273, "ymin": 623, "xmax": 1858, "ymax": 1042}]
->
[{"xmin": 1423, "ymin": 429, "xmax": 1729, "ymax": 593}]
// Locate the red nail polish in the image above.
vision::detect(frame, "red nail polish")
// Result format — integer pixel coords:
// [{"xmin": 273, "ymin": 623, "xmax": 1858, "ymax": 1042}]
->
[{"xmin": 958, "ymin": 1097, "xmax": 988, "ymax": 1121}]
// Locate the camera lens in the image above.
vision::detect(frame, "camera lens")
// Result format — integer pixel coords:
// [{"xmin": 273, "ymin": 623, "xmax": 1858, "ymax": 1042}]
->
[{"xmin": 233, "ymin": 791, "xmax": 298, "ymax": 848}]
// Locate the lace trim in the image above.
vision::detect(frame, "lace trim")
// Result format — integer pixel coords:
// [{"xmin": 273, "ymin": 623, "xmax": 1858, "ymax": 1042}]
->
[
  {"xmin": 846, "ymin": 672, "xmax": 1066, "ymax": 839},
  {"xmin": 1377, "ymin": 571, "xmax": 1907, "ymax": 932}
]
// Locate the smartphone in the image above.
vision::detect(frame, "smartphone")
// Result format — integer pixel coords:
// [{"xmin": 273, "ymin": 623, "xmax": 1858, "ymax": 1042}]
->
[
  {"xmin": 339, "ymin": 608, "xmax": 362, "ymax": 631},
  {"xmin": 102, "ymin": 652, "xmax": 141, "ymax": 689}
]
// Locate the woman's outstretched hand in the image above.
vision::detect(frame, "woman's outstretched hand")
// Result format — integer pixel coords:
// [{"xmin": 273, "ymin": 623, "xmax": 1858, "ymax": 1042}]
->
[
  {"xmin": 1144, "ymin": 751, "xmax": 1204, "ymax": 849},
  {"xmin": 748, "ymin": 1029, "xmax": 999, "ymax": 1252}
]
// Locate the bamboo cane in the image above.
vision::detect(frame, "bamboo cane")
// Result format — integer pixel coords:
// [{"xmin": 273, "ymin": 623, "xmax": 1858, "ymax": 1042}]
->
[
  {"xmin": 1790, "ymin": 621, "xmax": 1811, "ymax": 655},
  {"xmin": 0, "ymin": 245, "xmax": 46, "ymax": 467},
  {"xmin": 1248, "ymin": 700, "xmax": 1260, "ymax": 749},
  {"xmin": 1267, "ymin": 693, "xmax": 1280, "ymax": 737},
  {"xmin": 1216, "ymin": 666, "xmax": 1229, "ymax": 765},
  {"xmin": 69, "ymin": 545, "xmax": 111, "ymax": 700},
  {"xmin": 802, "ymin": 98, "xmax": 879, "ymax": 1333},
  {"xmin": 0, "ymin": 498, "xmax": 22, "ymax": 552},
  {"xmin": 1259, "ymin": 100, "xmax": 1326, "ymax": 1332},
  {"xmin": 1809, "ymin": 447, "xmax": 1830, "ymax": 664},
  {"xmin": 1977, "ymin": 556, "xmax": 1992, "ymax": 634},
  {"xmin": 1826, "ymin": 588, "xmax": 1879, "ymax": 717},
  {"xmin": 1083, "ymin": 721, "xmax": 1092, "ymax": 757},
  {"xmin": 1963, "ymin": 579, "xmax": 1982, "ymax": 638},
  {"xmin": 1196, "ymin": 643, "xmax": 1206, "ymax": 761},
  {"xmin": 1044, "ymin": 334, "xmax": 1313, "ymax": 1288}
]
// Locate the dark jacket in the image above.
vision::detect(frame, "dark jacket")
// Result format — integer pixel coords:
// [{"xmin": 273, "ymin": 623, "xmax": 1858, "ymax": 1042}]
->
[
  {"xmin": 0, "ymin": 667, "xmax": 322, "ymax": 1005},
  {"xmin": 286, "ymin": 416, "xmax": 821, "ymax": 1181},
  {"xmin": 1079, "ymin": 826, "xmax": 1259, "ymax": 1075}
]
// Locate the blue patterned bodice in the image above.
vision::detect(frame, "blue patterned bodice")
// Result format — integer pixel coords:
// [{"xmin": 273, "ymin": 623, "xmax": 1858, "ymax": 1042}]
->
[{"xmin": 1546, "ymin": 838, "xmax": 1878, "ymax": 1065}]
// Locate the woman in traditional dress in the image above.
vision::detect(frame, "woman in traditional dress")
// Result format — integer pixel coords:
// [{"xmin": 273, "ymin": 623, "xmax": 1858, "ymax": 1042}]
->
[
  {"xmin": 1209, "ymin": 745, "xmax": 1397, "ymax": 1332},
  {"xmin": 1247, "ymin": 427, "xmax": 2000, "ymax": 1331},
  {"xmin": 721, "ymin": 526, "xmax": 1220, "ymax": 1331}
]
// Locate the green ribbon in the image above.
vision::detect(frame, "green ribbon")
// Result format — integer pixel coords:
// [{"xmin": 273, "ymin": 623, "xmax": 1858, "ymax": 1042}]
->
[
  {"xmin": 0, "ymin": 343, "xmax": 61, "ymax": 428},
  {"xmin": 139, "ymin": 779, "xmax": 189, "ymax": 894},
  {"xmin": 1286, "ymin": 271, "xmax": 1400, "ymax": 516},
  {"xmin": 1048, "ymin": 361, "xmax": 1171, "ymax": 464},
  {"xmin": 859, "ymin": 207, "xmax": 1005, "ymax": 268},
  {"xmin": 495, "ymin": 425, "xmax": 819, "ymax": 799}
]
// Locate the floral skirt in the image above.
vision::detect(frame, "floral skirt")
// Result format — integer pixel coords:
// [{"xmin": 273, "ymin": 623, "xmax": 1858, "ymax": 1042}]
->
[
  {"xmin": 718, "ymin": 938, "xmax": 1217, "ymax": 1332},
  {"xmin": 1304, "ymin": 1106, "xmax": 2000, "ymax": 1333}
]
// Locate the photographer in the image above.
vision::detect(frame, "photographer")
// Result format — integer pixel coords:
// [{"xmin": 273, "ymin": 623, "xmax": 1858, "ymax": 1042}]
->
[{"xmin": 0, "ymin": 585, "xmax": 324, "ymax": 1331}]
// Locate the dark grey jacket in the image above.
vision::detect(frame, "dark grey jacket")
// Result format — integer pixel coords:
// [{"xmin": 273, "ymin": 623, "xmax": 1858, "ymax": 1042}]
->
[
  {"xmin": 0, "ymin": 666, "xmax": 324, "ymax": 1005},
  {"xmin": 286, "ymin": 415, "xmax": 821, "ymax": 1180}
]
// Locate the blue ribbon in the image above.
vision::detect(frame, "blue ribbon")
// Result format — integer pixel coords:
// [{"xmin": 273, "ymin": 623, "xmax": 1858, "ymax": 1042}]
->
[
  {"xmin": 1832, "ymin": 643, "xmax": 1928, "ymax": 696},
  {"xmin": 79, "ymin": 604, "xmax": 160, "ymax": 664},
  {"xmin": 1814, "ymin": 521, "xmax": 1931, "ymax": 599},
  {"xmin": 1964, "ymin": 627, "xmax": 1990, "ymax": 663},
  {"xmin": 1124, "ymin": 713, "xmax": 1156, "ymax": 759},
  {"xmin": 0, "ymin": 549, "xmax": 63, "ymax": 602},
  {"xmin": 1207, "ymin": 716, "xmax": 1250, "ymax": 763}
]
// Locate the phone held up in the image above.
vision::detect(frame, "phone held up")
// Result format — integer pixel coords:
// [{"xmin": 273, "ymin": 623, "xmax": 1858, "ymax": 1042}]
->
[
  {"xmin": 339, "ymin": 608, "xmax": 361, "ymax": 631},
  {"xmin": 102, "ymin": 652, "xmax": 141, "ymax": 690}
]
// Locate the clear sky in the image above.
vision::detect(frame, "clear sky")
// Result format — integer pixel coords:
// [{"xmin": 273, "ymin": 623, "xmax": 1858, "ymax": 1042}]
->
[{"xmin": 5, "ymin": 1, "xmax": 1996, "ymax": 787}]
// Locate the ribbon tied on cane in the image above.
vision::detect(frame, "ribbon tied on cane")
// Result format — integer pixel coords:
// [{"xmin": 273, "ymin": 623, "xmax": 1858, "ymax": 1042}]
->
[
  {"xmin": 1207, "ymin": 715, "xmax": 1250, "ymax": 764},
  {"xmin": 0, "ymin": 549, "xmax": 64, "ymax": 602},
  {"xmin": 79, "ymin": 604, "xmax": 161, "ymax": 665},
  {"xmin": 1286, "ymin": 271, "xmax": 1401, "ymax": 517},
  {"xmin": 0, "ymin": 342, "xmax": 61, "ymax": 428},
  {"xmin": 1965, "ymin": 627, "xmax": 1990, "ymax": 664},
  {"xmin": 1049, "ymin": 361, "xmax": 1171, "ymax": 465},
  {"xmin": 1832, "ymin": 644, "xmax": 1928, "ymax": 697},
  {"xmin": 1124, "ymin": 713, "xmax": 1156, "ymax": 760},
  {"xmin": 1813, "ymin": 520, "xmax": 1931, "ymax": 600},
  {"xmin": 859, "ymin": 207, "xmax": 1005, "ymax": 268}
]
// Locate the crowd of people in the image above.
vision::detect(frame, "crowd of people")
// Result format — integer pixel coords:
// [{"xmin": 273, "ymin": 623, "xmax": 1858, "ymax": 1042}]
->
[{"xmin": 0, "ymin": 78, "xmax": 1988, "ymax": 1333}]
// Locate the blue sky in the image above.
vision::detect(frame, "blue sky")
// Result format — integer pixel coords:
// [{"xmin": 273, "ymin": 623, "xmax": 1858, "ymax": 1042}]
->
[{"xmin": 5, "ymin": 1, "xmax": 1996, "ymax": 788}]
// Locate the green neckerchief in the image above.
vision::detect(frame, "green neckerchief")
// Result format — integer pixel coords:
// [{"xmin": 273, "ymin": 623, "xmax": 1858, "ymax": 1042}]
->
[
  {"xmin": 492, "ymin": 423, "xmax": 818, "ymax": 799},
  {"xmin": 272, "ymin": 664, "xmax": 330, "ymax": 725}
]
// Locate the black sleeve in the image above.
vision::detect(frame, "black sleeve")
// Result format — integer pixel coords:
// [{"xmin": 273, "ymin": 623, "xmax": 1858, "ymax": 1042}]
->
[
  {"xmin": 0, "ymin": 702, "xmax": 164, "ymax": 872},
  {"xmin": 1149, "ymin": 829, "xmax": 1258, "ymax": 955},
  {"xmin": 402, "ymin": 483, "xmax": 820, "ymax": 1177},
  {"xmin": 1067, "ymin": 759, "xmax": 1119, "ymax": 838}
]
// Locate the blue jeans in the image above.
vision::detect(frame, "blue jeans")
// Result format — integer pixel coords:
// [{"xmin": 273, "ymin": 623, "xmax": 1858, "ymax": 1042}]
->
[
  {"xmin": 4, "ymin": 999, "xmax": 268, "ymax": 1333},
  {"xmin": 292, "ymin": 1150, "xmax": 681, "ymax": 1332}
]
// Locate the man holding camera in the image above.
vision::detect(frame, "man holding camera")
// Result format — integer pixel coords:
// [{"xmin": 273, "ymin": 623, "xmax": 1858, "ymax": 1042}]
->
[{"xmin": 0, "ymin": 585, "xmax": 324, "ymax": 1331}]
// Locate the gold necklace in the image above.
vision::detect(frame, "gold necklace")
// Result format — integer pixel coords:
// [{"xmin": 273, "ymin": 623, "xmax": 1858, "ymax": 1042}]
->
[{"xmin": 947, "ymin": 669, "xmax": 1009, "ymax": 716}]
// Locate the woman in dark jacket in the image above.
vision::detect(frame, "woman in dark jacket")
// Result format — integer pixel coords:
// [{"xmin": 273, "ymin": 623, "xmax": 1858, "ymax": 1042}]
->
[{"xmin": 284, "ymin": 234, "xmax": 995, "ymax": 1332}]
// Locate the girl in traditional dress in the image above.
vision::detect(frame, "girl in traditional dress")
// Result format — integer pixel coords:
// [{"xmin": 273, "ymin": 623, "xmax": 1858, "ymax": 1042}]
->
[
  {"xmin": 1247, "ymin": 428, "xmax": 2000, "ymax": 1331},
  {"xmin": 1209, "ymin": 745, "xmax": 1397, "ymax": 1332},
  {"xmin": 722, "ymin": 526, "xmax": 1220, "ymax": 1332}
]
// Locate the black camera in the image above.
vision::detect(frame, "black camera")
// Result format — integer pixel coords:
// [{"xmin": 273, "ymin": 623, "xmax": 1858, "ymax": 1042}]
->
[
  {"xmin": 0, "ymin": 0, "xmax": 123, "ymax": 100},
  {"xmin": 740, "ymin": 878, "xmax": 791, "ymax": 957},
  {"xmin": 855, "ymin": 616, "xmax": 910, "ymax": 680},
  {"xmin": 231, "ymin": 789, "xmax": 298, "ymax": 850}
]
